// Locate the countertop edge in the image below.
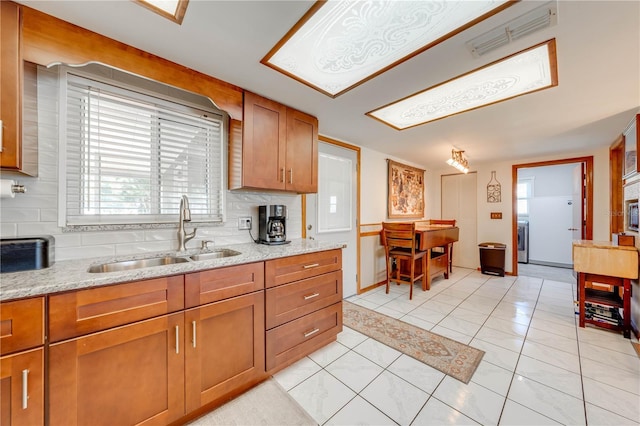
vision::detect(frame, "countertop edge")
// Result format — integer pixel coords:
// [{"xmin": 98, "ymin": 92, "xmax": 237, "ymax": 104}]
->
[{"xmin": 0, "ymin": 240, "xmax": 345, "ymax": 302}]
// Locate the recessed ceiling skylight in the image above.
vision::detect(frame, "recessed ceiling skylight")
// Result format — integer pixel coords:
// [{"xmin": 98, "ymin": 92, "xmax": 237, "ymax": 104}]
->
[
  {"xmin": 367, "ymin": 39, "xmax": 558, "ymax": 130},
  {"xmin": 262, "ymin": 0, "xmax": 516, "ymax": 98},
  {"xmin": 134, "ymin": 0, "xmax": 189, "ymax": 24}
]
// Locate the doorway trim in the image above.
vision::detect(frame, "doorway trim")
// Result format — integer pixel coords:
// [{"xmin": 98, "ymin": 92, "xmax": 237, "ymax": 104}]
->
[
  {"xmin": 302, "ymin": 135, "xmax": 361, "ymax": 292},
  {"xmin": 511, "ymin": 156, "xmax": 593, "ymax": 276}
]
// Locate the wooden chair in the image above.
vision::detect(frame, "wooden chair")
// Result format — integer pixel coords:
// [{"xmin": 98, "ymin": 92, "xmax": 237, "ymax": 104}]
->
[
  {"xmin": 381, "ymin": 222, "xmax": 428, "ymax": 300},
  {"xmin": 427, "ymin": 219, "xmax": 456, "ymax": 274}
]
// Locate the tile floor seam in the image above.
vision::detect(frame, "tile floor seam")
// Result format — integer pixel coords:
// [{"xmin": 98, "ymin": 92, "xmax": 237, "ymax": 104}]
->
[{"xmin": 281, "ymin": 267, "xmax": 639, "ymax": 426}]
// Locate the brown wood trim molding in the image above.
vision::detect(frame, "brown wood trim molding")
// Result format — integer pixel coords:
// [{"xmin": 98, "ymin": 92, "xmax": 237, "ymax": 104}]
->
[
  {"xmin": 610, "ymin": 135, "xmax": 625, "ymax": 236},
  {"xmin": 512, "ymin": 156, "xmax": 594, "ymax": 277},
  {"xmin": 19, "ymin": 3, "xmax": 243, "ymax": 119}
]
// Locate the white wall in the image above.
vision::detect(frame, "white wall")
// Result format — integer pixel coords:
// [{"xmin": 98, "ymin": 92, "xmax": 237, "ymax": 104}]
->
[
  {"xmin": 0, "ymin": 66, "xmax": 302, "ymax": 261},
  {"xmin": 428, "ymin": 147, "xmax": 611, "ymax": 274},
  {"xmin": 359, "ymin": 146, "xmax": 428, "ymax": 288}
]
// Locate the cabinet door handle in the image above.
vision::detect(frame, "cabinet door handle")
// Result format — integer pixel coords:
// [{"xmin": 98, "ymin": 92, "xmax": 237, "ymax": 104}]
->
[
  {"xmin": 303, "ymin": 263, "xmax": 319, "ymax": 269},
  {"xmin": 280, "ymin": 168, "xmax": 285, "ymax": 183},
  {"xmin": 303, "ymin": 328, "xmax": 320, "ymax": 338},
  {"xmin": 192, "ymin": 320, "xmax": 197, "ymax": 348},
  {"xmin": 289, "ymin": 168, "xmax": 293, "ymax": 184},
  {"xmin": 175, "ymin": 325, "xmax": 180, "ymax": 354},
  {"xmin": 304, "ymin": 293, "xmax": 320, "ymax": 300},
  {"xmin": 21, "ymin": 369, "xmax": 28, "ymax": 409}
]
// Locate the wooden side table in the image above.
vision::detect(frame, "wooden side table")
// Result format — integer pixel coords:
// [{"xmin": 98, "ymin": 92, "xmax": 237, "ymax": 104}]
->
[
  {"xmin": 577, "ymin": 272, "xmax": 631, "ymax": 338},
  {"xmin": 573, "ymin": 240, "xmax": 638, "ymax": 339}
]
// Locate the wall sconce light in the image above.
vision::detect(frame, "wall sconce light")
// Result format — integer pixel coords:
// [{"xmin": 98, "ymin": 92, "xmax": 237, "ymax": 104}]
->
[{"xmin": 446, "ymin": 149, "xmax": 469, "ymax": 173}]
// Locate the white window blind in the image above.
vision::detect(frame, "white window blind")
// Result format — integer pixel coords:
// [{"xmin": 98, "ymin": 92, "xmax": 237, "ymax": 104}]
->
[{"xmin": 63, "ymin": 73, "xmax": 225, "ymax": 226}]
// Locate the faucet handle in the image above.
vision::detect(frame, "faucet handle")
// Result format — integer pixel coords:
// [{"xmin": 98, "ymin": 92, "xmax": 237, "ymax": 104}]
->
[{"xmin": 201, "ymin": 239, "xmax": 214, "ymax": 250}]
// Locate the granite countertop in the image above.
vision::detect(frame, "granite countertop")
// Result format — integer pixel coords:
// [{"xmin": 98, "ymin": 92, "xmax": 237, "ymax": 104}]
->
[
  {"xmin": 0, "ymin": 239, "xmax": 345, "ymax": 302},
  {"xmin": 572, "ymin": 240, "xmax": 639, "ymax": 251}
]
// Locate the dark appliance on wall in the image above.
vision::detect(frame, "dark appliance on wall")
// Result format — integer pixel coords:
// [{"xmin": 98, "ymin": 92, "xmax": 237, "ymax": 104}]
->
[
  {"xmin": 628, "ymin": 201, "xmax": 639, "ymax": 232},
  {"xmin": 258, "ymin": 205, "xmax": 289, "ymax": 245},
  {"xmin": 517, "ymin": 220, "xmax": 529, "ymax": 263}
]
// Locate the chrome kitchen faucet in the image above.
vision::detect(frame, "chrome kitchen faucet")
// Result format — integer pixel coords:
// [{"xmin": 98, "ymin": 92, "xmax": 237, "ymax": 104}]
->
[{"xmin": 177, "ymin": 195, "xmax": 197, "ymax": 251}]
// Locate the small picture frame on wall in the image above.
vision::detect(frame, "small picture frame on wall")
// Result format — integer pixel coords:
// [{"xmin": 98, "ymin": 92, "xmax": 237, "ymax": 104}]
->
[{"xmin": 623, "ymin": 113, "xmax": 639, "ymax": 178}]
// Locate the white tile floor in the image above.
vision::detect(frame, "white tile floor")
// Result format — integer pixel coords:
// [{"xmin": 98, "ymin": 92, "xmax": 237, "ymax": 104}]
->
[{"xmin": 273, "ymin": 267, "xmax": 640, "ymax": 425}]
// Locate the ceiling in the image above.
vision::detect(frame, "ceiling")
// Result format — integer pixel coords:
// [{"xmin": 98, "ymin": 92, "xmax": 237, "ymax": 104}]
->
[{"xmin": 19, "ymin": 0, "xmax": 640, "ymax": 171}]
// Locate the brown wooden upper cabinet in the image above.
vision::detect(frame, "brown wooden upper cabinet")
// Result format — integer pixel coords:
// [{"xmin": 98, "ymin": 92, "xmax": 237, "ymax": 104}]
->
[
  {"xmin": 231, "ymin": 91, "xmax": 318, "ymax": 193},
  {"xmin": 0, "ymin": 1, "xmax": 23, "ymax": 172},
  {"xmin": 0, "ymin": 2, "xmax": 37, "ymax": 176}
]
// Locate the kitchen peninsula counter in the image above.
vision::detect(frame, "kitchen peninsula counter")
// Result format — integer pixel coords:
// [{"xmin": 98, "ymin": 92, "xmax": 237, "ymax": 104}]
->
[{"xmin": 0, "ymin": 239, "xmax": 345, "ymax": 302}]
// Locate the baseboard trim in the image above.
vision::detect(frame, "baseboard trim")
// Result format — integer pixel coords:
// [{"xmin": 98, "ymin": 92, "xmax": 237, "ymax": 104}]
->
[{"xmin": 527, "ymin": 260, "xmax": 573, "ymax": 269}]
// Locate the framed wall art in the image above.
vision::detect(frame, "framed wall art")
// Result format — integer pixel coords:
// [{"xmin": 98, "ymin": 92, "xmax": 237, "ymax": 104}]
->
[
  {"xmin": 623, "ymin": 113, "xmax": 639, "ymax": 178},
  {"xmin": 387, "ymin": 160, "xmax": 425, "ymax": 218}
]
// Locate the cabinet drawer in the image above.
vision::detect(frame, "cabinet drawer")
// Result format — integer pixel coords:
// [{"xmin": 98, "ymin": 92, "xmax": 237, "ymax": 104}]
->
[
  {"xmin": 266, "ymin": 302, "xmax": 342, "ymax": 371},
  {"xmin": 266, "ymin": 270, "xmax": 342, "ymax": 329},
  {"xmin": 0, "ymin": 297, "xmax": 44, "ymax": 356},
  {"xmin": 430, "ymin": 253, "xmax": 447, "ymax": 274},
  {"xmin": 265, "ymin": 249, "xmax": 341, "ymax": 288},
  {"xmin": 185, "ymin": 262, "xmax": 264, "ymax": 308},
  {"xmin": 49, "ymin": 276, "xmax": 184, "ymax": 342}
]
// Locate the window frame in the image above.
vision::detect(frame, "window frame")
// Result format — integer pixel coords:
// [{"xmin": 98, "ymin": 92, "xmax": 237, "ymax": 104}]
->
[{"xmin": 57, "ymin": 65, "xmax": 228, "ymax": 229}]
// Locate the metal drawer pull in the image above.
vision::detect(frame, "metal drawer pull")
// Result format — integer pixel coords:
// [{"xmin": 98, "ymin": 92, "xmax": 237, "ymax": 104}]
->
[
  {"xmin": 21, "ymin": 369, "xmax": 28, "ymax": 409},
  {"xmin": 304, "ymin": 293, "xmax": 320, "ymax": 300},
  {"xmin": 304, "ymin": 328, "xmax": 320, "ymax": 338},
  {"xmin": 289, "ymin": 168, "xmax": 293, "ymax": 184},
  {"xmin": 192, "ymin": 321, "xmax": 197, "ymax": 348},
  {"xmin": 303, "ymin": 263, "xmax": 320, "ymax": 269},
  {"xmin": 280, "ymin": 168, "xmax": 285, "ymax": 183},
  {"xmin": 175, "ymin": 325, "xmax": 180, "ymax": 354}
]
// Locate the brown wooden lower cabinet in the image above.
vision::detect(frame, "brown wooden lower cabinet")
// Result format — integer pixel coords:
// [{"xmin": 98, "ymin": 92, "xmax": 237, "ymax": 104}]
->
[
  {"xmin": 48, "ymin": 292, "xmax": 267, "ymax": 425},
  {"xmin": 0, "ymin": 348, "xmax": 44, "ymax": 426},
  {"xmin": 184, "ymin": 291, "xmax": 265, "ymax": 413},
  {"xmin": 266, "ymin": 302, "xmax": 342, "ymax": 371},
  {"xmin": 49, "ymin": 313, "xmax": 185, "ymax": 426}
]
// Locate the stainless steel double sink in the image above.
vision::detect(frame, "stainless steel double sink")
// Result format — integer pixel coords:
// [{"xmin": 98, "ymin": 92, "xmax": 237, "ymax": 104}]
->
[{"xmin": 87, "ymin": 249, "xmax": 241, "ymax": 273}]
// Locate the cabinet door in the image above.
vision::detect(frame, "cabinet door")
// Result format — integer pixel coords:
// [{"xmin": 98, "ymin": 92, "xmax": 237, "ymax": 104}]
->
[
  {"xmin": 185, "ymin": 291, "xmax": 265, "ymax": 413},
  {"xmin": 0, "ymin": 1, "xmax": 22, "ymax": 171},
  {"xmin": 0, "ymin": 348, "xmax": 44, "ymax": 426},
  {"xmin": 242, "ymin": 91, "xmax": 286, "ymax": 190},
  {"xmin": 49, "ymin": 313, "xmax": 185, "ymax": 426},
  {"xmin": 286, "ymin": 108, "xmax": 318, "ymax": 193}
]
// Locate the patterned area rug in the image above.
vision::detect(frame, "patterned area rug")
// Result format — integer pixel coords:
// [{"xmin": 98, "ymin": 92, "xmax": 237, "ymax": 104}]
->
[{"xmin": 343, "ymin": 301, "xmax": 484, "ymax": 383}]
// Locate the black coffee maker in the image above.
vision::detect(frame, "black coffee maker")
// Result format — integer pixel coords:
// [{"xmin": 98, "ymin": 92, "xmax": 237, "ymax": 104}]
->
[{"xmin": 258, "ymin": 205, "xmax": 289, "ymax": 245}]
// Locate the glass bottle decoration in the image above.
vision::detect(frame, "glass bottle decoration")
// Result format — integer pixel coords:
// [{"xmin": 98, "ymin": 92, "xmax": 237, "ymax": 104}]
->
[{"xmin": 487, "ymin": 171, "xmax": 501, "ymax": 203}]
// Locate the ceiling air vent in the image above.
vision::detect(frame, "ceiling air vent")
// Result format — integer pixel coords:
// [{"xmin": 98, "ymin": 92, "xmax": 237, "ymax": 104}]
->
[{"xmin": 466, "ymin": 1, "xmax": 558, "ymax": 58}]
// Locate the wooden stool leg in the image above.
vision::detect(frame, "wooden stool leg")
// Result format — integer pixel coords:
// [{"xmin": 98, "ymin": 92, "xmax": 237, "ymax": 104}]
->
[
  {"xmin": 623, "ymin": 278, "xmax": 631, "ymax": 339},
  {"xmin": 578, "ymin": 272, "xmax": 586, "ymax": 328}
]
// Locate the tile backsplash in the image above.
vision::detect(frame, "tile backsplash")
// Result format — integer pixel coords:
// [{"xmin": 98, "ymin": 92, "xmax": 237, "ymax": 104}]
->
[{"xmin": 0, "ymin": 66, "xmax": 302, "ymax": 261}]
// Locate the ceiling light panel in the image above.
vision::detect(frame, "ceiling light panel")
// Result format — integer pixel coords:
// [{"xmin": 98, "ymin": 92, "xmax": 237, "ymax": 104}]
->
[
  {"xmin": 134, "ymin": 0, "xmax": 188, "ymax": 24},
  {"xmin": 367, "ymin": 39, "xmax": 557, "ymax": 130},
  {"xmin": 262, "ymin": 0, "xmax": 516, "ymax": 98}
]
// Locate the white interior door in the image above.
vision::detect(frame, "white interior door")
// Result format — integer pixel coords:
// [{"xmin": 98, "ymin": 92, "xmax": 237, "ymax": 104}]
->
[
  {"xmin": 305, "ymin": 142, "xmax": 358, "ymax": 298},
  {"xmin": 441, "ymin": 173, "xmax": 478, "ymax": 269}
]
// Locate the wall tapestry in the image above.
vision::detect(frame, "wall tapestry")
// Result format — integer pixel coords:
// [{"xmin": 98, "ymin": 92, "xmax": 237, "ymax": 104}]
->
[
  {"xmin": 487, "ymin": 170, "xmax": 501, "ymax": 203},
  {"xmin": 388, "ymin": 160, "xmax": 425, "ymax": 218}
]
